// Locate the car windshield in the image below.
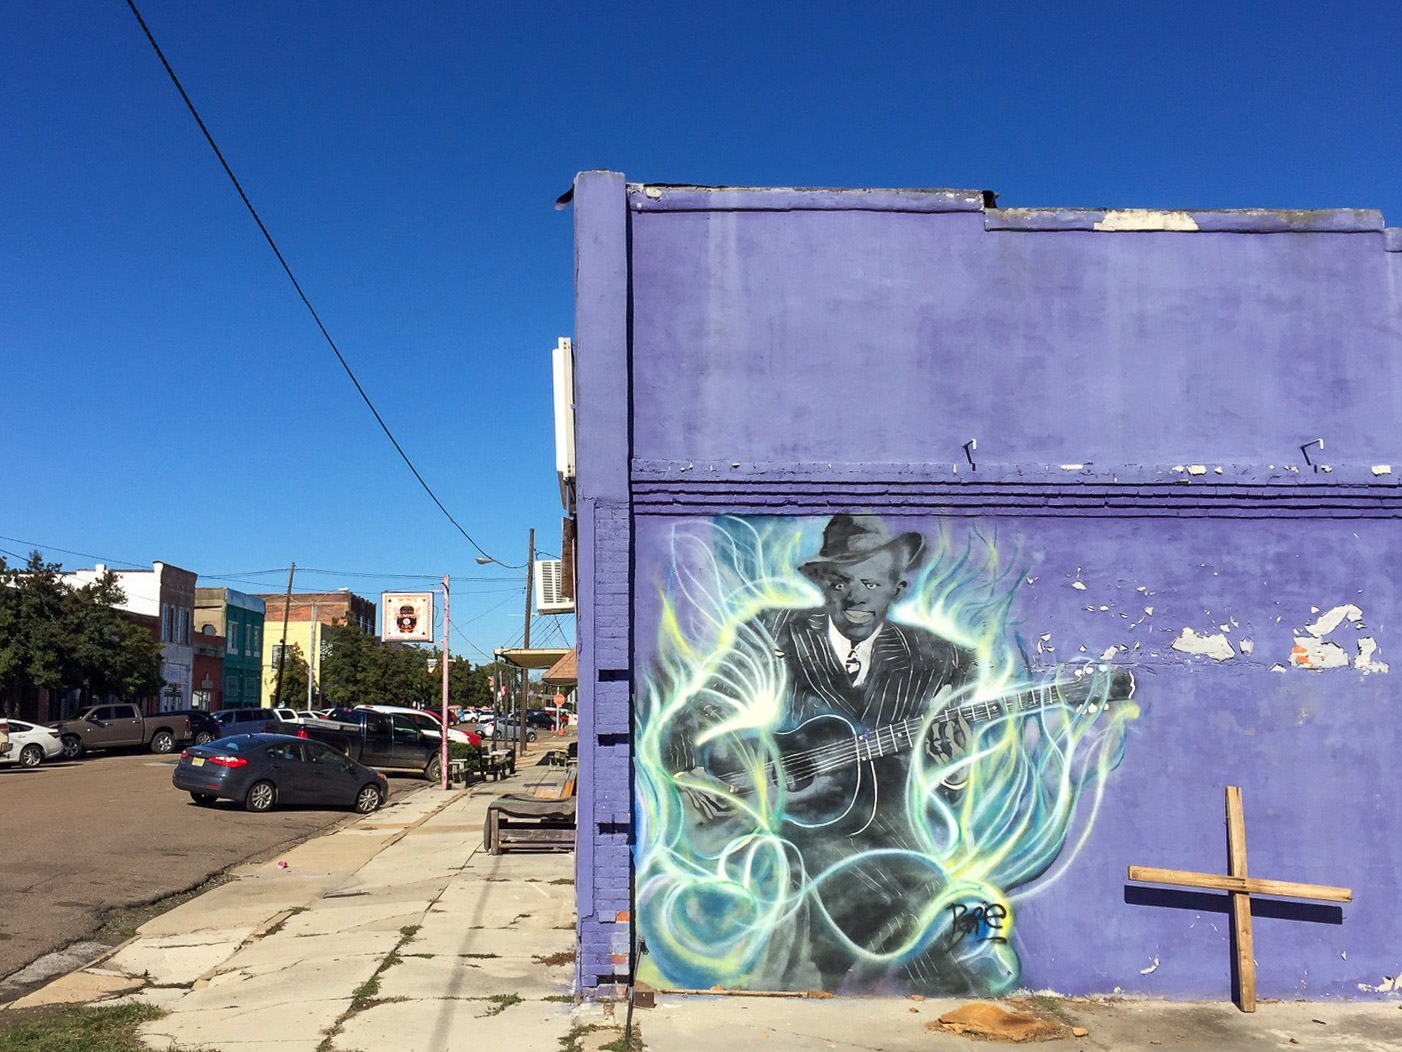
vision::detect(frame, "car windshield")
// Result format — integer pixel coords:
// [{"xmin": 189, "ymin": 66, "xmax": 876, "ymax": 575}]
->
[{"xmin": 210, "ymin": 738, "xmax": 252, "ymax": 752}]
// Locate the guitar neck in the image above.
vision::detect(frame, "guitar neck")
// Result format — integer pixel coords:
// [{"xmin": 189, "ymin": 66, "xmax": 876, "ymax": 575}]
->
[{"xmin": 852, "ymin": 677, "xmax": 1094, "ymax": 763}]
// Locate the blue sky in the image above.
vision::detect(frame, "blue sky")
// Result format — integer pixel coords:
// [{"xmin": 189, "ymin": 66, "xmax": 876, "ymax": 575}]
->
[{"xmin": 2, "ymin": 1, "xmax": 1399, "ymax": 660}]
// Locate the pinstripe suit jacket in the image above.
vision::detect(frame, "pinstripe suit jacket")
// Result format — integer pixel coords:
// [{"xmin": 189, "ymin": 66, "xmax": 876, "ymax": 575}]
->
[{"xmin": 757, "ymin": 608, "xmax": 974, "ymax": 731}]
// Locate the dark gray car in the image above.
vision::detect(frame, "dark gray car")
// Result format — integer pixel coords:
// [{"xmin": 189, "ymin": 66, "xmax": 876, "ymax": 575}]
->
[{"xmin": 172, "ymin": 733, "xmax": 389, "ymax": 814}]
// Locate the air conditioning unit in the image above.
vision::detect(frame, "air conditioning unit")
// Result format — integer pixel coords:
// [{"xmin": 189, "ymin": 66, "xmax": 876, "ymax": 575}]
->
[{"xmin": 534, "ymin": 559, "xmax": 574, "ymax": 614}]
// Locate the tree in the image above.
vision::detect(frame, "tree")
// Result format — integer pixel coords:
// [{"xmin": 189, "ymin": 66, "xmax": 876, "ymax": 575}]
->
[
  {"xmin": 0, "ymin": 553, "xmax": 166, "ymax": 719},
  {"xmin": 446, "ymin": 656, "xmax": 492, "ymax": 710},
  {"xmin": 319, "ymin": 619, "xmax": 434, "ymax": 707},
  {"xmin": 274, "ymin": 643, "xmax": 310, "ymax": 708}
]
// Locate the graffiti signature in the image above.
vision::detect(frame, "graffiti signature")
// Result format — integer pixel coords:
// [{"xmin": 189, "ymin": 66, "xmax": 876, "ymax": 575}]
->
[{"xmin": 949, "ymin": 902, "xmax": 1009, "ymax": 944}]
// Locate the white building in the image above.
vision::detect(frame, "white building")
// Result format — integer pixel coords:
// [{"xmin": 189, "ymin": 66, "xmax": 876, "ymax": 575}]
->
[{"xmin": 63, "ymin": 561, "xmax": 198, "ymax": 711}]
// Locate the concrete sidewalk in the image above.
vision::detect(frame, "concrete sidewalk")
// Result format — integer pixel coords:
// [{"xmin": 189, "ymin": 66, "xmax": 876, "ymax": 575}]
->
[{"xmin": 8, "ymin": 758, "xmax": 1402, "ymax": 1051}]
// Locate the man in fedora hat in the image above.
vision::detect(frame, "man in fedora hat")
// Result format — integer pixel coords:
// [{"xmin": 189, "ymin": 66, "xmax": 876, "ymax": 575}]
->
[
  {"xmin": 670, "ymin": 514, "xmax": 980, "ymax": 992},
  {"xmin": 781, "ymin": 514, "xmax": 971, "ymax": 728}
]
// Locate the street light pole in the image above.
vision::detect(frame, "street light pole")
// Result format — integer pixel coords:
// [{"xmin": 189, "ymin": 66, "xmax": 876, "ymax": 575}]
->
[
  {"xmin": 440, "ymin": 574, "xmax": 449, "ymax": 790},
  {"xmin": 520, "ymin": 528, "xmax": 534, "ymax": 754}
]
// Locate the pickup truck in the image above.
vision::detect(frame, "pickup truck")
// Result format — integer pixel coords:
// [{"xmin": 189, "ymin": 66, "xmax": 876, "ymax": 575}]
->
[
  {"xmin": 51, "ymin": 704, "xmax": 192, "ymax": 759},
  {"xmin": 275, "ymin": 709, "xmax": 443, "ymax": 781}
]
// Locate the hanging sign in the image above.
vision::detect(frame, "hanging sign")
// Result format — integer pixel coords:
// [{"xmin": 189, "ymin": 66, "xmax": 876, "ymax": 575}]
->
[{"xmin": 382, "ymin": 592, "xmax": 434, "ymax": 642}]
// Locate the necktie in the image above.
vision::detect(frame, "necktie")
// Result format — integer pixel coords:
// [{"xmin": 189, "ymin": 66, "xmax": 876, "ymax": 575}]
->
[{"xmin": 845, "ymin": 641, "xmax": 861, "ymax": 681}]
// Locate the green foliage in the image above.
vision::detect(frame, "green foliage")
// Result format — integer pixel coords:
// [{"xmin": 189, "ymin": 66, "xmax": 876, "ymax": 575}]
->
[
  {"xmin": 319, "ymin": 618, "xmax": 432, "ymax": 707},
  {"xmin": 448, "ymin": 655, "xmax": 492, "ymax": 709},
  {"xmin": 483, "ymin": 993, "xmax": 522, "ymax": 1017},
  {"xmin": 318, "ymin": 617, "xmax": 496, "ymax": 712},
  {"xmin": 273, "ymin": 641, "xmax": 310, "ymax": 707},
  {"xmin": 0, "ymin": 1002, "xmax": 178, "ymax": 1052},
  {"xmin": 0, "ymin": 553, "xmax": 166, "ymax": 717}
]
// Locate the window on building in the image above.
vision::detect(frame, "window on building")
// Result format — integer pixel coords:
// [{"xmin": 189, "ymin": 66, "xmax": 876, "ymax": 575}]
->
[
  {"xmin": 227, "ymin": 621, "xmax": 240, "ymax": 656},
  {"xmin": 252, "ymin": 625, "xmax": 262, "ymax": 653},
  {"xmin": 161, "ymin": 604, "xmax": 171, "ymax": 643},
  {"xmin": 179, "ymin": 607, "xmax": 189, "ymax": 646}
]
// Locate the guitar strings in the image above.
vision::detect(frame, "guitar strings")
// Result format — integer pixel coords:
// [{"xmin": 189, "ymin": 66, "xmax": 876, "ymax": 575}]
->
[{"xmin": 712, "ymin": 678, "xmax": 1092, "ymax": 787}]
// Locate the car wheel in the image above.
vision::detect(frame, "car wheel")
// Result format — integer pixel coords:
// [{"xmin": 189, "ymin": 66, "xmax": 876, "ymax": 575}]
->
[
  {"xmin": 191, "ymin": 792, "xmax": 216, "ymax": 806},
  {"xmin": 194, "ymin": 731, "xmax": 214, "ymax": 746},
  {"xmin": 354, "ymin": 784, "xmax": 383, "ymax": 814},
  {"xmin": 19, "ymin": 744, "xmax": 43, "ymax": 768},
  {"xmin": 424, "ymin": 756, "xmax": 441, "ymax": 783},
  {"xmin": 61, "ymin": 736, "xmax": 84, "ymax": 760},
  {"xmin": 244, "ymin": 780, "xmax": 276, "ymax": 812},
  {"xmin": 527, "ymin": 729, "xmax": 538, "ymax": 743},
  {"xmin": 150, "ymin": 730, "xmax": 175, "ymax": 754}
]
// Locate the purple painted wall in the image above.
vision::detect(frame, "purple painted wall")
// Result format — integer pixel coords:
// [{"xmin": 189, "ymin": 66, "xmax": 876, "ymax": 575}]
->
[{"xmin": 571, "ymin": 172, "xmax": 1402, "ymax": 1000}]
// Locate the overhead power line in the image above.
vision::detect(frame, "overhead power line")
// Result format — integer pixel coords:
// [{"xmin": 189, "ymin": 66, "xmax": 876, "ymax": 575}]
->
[
  {"xmin": 123, "ymin": 0, "xmax": 518, "ymax": 568},
  {"xmin": 0, "ymin": 532, "xmax": 147, "ymax": 569}
]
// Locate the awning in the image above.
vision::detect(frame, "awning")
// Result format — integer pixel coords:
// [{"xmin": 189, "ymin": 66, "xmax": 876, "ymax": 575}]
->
[
  {"xmin": 495, "ymin": 647, "xmax": 571, "ymax": 671},
  {"xmin": 542, "ymin": 646, "xmax": 578, "ymax": 686}
]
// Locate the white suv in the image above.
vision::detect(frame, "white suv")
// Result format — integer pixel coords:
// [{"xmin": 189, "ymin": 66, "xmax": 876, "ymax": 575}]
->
[{"xmin": 356, "ymin": 705, "xmax": 477, "ymax": 745}]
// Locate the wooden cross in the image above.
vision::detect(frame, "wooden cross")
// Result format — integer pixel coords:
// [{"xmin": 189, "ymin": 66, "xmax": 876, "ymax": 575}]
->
[{"xmin": 1128, "ymin": 785, "xmax": 1351, "ymax": 1013}]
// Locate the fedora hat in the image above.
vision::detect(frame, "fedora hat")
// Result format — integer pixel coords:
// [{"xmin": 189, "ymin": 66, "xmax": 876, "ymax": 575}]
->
[{"xmin": 799, "ymin": 515, "xmax": 926, "ymax": 581}]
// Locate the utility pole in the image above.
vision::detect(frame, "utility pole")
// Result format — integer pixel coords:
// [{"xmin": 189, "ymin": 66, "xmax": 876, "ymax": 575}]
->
[
  {"xmin": 272, "ymin": 563, "xmax": 295, "ymax": 707},
  {"xmin": 520, "ymin": 528, "xmax": 534, "ymax": 753},
  {"xmin": 307, "ymin": 599, "xmax": 319, "ymax": 709},
  {"xmin": 440, "ymin": 574, "xmax": 450, "ymax": 790}
]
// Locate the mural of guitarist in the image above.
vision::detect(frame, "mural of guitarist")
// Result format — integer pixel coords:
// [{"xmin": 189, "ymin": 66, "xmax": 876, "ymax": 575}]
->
[{"xmin": 635, "ymin": 514, "xmax": 1139, "ymax": 996}]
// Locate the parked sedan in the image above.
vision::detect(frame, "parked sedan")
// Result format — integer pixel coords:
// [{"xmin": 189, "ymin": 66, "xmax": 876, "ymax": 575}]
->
[
  {"xmin": 0, "ymin": 718, "xmax": 65, "ymax": 768},
  {"xmin": 480, "ymin": 719, "xmax": 538, "ymax": 743},
  {"xmin": 162, "ymin": 709, "xmax": 221, "ymax": 746},
  {"xmin": 172, "ymin": 733, "xmax": 389, "ymax": 814}
]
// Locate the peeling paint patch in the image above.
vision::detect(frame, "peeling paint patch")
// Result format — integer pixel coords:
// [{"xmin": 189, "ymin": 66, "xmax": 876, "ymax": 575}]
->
[
  {"xmin": 1372, "ymin": 464, "xmax": 1392, "ymax": 476},
  {"xmin": 1291, "ymin": 637, "xmax": 1350, "ymax": 670},
  {"xmin": 1139, "ymin": 956, "xmax": 1161, "ymax": 975},
  {"xmin": 1357, "ymin": 974, "xmax": 1401, "ymax": 994},
  {"xmin": 1071, "ymin": 581, "xmax": 1087, "ymax": 591},
  {"xmin": 1305, "ymin": 604, "xmax": 1363, "ymax": 638},
  {"xmin": 1290, "ymin": 604, "xmax": 1389, "ymax": 673},
  {"xmin": 1239, "ymin": 639, "xmax": 1254, "ymax": 655},
  {"xmin": 1171, "ymin": 628, "xmax": 1235, "ymax": 661},
  {"xmin": 1093, "ymin": 209, "xmax": 1200, "ymax": 232},
  {"xmin": 1356, "ymin": 637, "xmax": 1390, "ymax": 674},
  {"xmin": 1187, "ymin": 464, "xmax": 1207, "ymax": 476}
]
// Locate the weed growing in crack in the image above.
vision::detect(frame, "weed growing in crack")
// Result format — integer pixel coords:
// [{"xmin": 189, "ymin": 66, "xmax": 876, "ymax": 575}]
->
[
  {"xmin": 558, "ymin": 1023, "xmax": 607, "ymax": 1052},
  {"xmin": 350, "ymin": 974, "xmax": 381, "ymax": 1011},
  {"xmin": 482, "ymin": 993, "xmax": 523, "ymax": 1017},
  {"xmin": 533, "ymin": 950, "xmax": 575, "ymax": 966}
]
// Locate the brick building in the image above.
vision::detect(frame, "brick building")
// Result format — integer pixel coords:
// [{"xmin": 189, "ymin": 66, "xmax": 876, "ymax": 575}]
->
[{"xmin": 254, "ymin": 591, "xmax": 376, "ymax": 706}]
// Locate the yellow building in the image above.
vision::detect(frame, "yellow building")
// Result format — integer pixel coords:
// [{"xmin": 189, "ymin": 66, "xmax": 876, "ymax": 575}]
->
[{"xmin": 255, "ymin": 591, "xmax": 376, "ymax": 706}]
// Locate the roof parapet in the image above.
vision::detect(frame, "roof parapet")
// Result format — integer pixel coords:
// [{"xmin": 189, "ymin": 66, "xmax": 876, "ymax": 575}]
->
[{"xmin": 986, "ymin": 207, "xmax": 1385, "ymax": 234}]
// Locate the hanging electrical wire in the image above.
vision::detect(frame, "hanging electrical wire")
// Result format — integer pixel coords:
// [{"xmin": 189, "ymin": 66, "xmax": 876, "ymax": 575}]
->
[{"xmin": 122, "ymin": 0, "xmax": 520, "ymax": 569}]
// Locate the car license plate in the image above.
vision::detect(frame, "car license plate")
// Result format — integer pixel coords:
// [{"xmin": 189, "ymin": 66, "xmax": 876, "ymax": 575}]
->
[{"xmin": 191, "ymin": 757, "xmax": 205, "ymax": 766}]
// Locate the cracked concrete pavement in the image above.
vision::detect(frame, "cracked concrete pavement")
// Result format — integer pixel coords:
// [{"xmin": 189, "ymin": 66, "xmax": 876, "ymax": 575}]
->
[{"xmin": 5, "ymin": 757, "xmax": 1401, "ymax": 1051}]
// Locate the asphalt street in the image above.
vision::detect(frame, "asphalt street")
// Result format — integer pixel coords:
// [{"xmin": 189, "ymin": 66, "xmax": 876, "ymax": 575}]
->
[{"xmin": 0, "ymin": 749, "xmax": 429, "ymax": 986}]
